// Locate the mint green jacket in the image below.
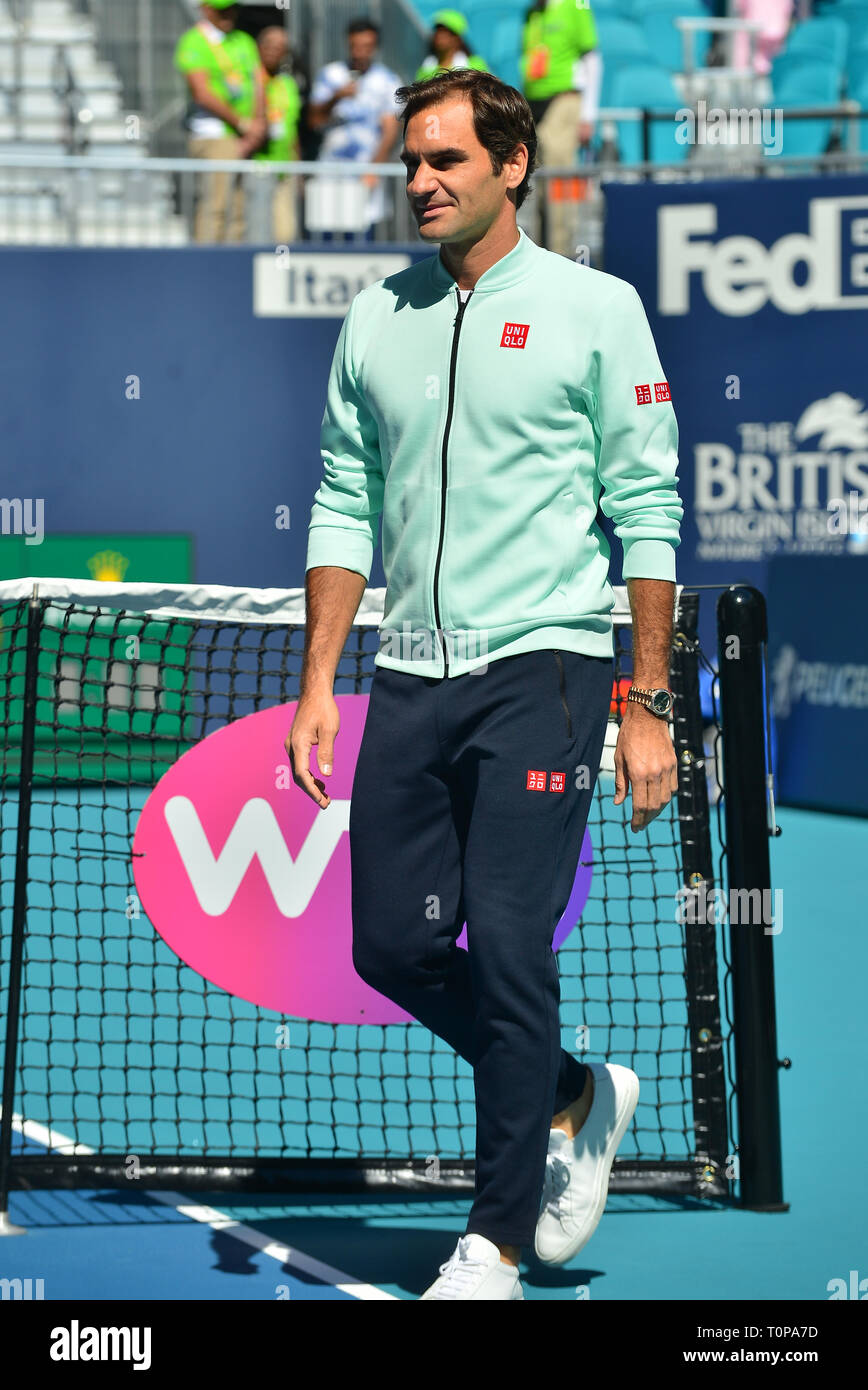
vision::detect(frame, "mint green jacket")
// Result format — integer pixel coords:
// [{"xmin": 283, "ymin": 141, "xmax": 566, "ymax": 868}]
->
[{"xmin": 305, "ymin": 228, "xmax": 683, "ymax": 678}]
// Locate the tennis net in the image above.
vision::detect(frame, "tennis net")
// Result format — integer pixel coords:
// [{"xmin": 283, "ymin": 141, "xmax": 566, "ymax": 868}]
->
[{"xmin": 0, "ymin": 577, "xmax": 735, "ymax": 1199}]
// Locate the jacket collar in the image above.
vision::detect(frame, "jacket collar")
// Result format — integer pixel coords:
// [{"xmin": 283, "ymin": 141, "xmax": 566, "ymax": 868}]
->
[{"xmin": 430, "ymin": 226, "xmax": 540, "ymax": 295}]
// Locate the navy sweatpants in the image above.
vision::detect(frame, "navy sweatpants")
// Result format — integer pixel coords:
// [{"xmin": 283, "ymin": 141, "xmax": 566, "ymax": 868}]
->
[{"xmin": 349, "ymin": 647, "xmax": 613, "ymax": 1248}]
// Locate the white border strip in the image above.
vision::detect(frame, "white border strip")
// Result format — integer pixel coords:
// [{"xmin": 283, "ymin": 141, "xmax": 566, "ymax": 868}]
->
[
  {"xmin": 0, "ymin": 577, "xmax": 648, "ymax": 625},
  {"xmin": 7, "ymin": 1114, "xmax": 396, "ymax": 1301},
  {"xmin": 0, "ymin": 578, "xmax": 385, "ymax": 627}
]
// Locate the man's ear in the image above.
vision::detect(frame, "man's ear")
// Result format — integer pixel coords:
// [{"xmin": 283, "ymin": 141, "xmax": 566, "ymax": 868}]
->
[{"xmin": 505, "ymin": 144, "xmax": 528, "ymax": 197}]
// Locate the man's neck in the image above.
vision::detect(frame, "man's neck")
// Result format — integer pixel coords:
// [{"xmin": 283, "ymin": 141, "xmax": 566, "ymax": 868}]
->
[{"xmin": 439, "ymin": 219, "xmax": 521, "ymax": 291}]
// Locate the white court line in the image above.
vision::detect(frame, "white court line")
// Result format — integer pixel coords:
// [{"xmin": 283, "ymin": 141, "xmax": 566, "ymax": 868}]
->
[{"xmin": 8, "ymin": 1113, "xmax": 396, "ymax": 1301}]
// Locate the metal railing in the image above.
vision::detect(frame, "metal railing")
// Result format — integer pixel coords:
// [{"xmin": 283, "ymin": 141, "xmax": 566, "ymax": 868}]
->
[
  {"xmin": 0, "ymin": 114, "xmax": 864, "ymax": 249},
  {"xmin": 621, "ymin": 102, "xmax": 868, "ymax": 165}
]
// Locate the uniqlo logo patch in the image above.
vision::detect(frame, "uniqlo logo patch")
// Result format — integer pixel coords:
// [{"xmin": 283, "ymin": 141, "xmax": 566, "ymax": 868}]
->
[
  {"xmin": 635, "ymin": 383, "xmax": 652, "ymax": 405},
  {"xmin": 654, "ymin": 380, "xmax": 671, "ymax": 402},
  {"xmin": 527, "ymin": 769, "xmax": 547, "ymax": 791},
  {"xmin": 550, "ymin": 772, "xmax": 565, "ymax": 793},
  {"xmin": 501, "ymin": 323, "xmax": 529, "ymax": 348}
]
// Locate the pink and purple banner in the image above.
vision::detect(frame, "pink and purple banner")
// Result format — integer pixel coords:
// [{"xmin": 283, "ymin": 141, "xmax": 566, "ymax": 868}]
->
[{"xmin": 133, "ymin": 698, "xmax": 594, "ymax": 1023}]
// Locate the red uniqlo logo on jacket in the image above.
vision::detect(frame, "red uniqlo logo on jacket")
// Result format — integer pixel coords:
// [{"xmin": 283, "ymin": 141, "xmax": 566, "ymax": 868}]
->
[
  {"xmin": 501, "ymin": 323, "xmax": 529, "ymax": 348},
  {"xmin": 635, "ymin": 383, "xmax": 652, "ymax": 404},
  {"xmin": 527, "ymin": 769, "xmax": 547, "ymax": 791},
  {"xmin": 654, "ymin": 381, "xmax": 671, "ymax": 401},
  {"xmin": 550, "ymin": 772, "xmax": 565, "ymax": 793}
]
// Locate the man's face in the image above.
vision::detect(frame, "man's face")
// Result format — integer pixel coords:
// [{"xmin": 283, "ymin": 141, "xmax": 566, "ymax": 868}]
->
[
  {"xmin": 348, "ymin": 29, "xmax": 378, "ymax": 72},
  {"xmin": 204, "ymin": 3, "xmax": 237, "ymax": 33},
  {"xmin": 402, "ymin": 98, "xmax": 524, "ymax": 244},
  {"xmin": 433, "ymin": 24, "xmax": 461, "ymax": 59},
  {"xmin": 259, "ymin": 30, "xmax": 288, "ymax": 73}
]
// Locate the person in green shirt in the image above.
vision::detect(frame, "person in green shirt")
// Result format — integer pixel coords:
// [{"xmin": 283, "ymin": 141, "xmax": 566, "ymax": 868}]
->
[
  {"xmin": 174, "ymin": 1, "xmax": 267, "ymax": 243},
  {"xmin": 520, "ymin": 0, "xmax": 600, "ymax": 258},
  {"xmin": 415, "ymin": 9, "xmax": 489, "ymax": 83},
  {"xmin": 254, "ymin": 26, "xmax": 302, "ymax": 245}
]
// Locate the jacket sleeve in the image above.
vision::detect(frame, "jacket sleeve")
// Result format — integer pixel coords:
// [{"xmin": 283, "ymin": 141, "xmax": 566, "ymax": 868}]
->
[
  {"xmin": 591, "ymin": 281, "xmax": 683, "ymax": 582},
  {"xmin": 305, "ymin": 294, "xmax": 385, "ymax": 580}
]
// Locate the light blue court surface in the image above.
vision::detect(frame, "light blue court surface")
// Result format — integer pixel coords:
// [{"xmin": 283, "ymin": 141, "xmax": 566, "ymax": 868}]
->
[{"xmin": 2, "ymin": 807, "xmax": 865, "ymax": 1300}]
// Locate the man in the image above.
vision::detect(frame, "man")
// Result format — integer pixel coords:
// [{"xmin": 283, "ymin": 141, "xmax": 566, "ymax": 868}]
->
[
  {"xmin": 254, "ymin": 27, "xmax": 302, "ymax": 245},
  {"xmin": 307, "ymin": 17, "xmax": 401, "ymax": 237},
  {"xmin": 415, "ymin": 9, "xmax": 490, "ymax": 82},
  {"xmin": 521, "ymin": 0, "xmax": 601, "ymax": 258},
  {"xmin": 288, "ymin": 68, "xmax": 682, "ymax": 1299},
  {"xmin": 174, "ymin": 0, "xmax": 266, "ymax": 243}
]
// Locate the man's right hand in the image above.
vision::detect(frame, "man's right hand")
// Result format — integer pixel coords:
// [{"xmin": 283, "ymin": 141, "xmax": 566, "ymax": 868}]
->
[
  {"xmin": 286, "ymin": 691, "xmax": 340, "ymax": 808},
  {"xmin": 334, "ymin": 80, "xmax": 358, "ymax": 102}
]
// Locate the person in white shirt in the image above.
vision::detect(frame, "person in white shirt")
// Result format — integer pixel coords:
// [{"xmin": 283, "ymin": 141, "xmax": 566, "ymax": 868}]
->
[{"xmin": 307, "ymin": 16, "xmax": 402, "ymax": 238}]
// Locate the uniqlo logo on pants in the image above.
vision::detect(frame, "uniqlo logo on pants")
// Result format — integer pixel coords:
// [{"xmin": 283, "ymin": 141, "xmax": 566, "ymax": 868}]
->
[
  {"xmin": 550, "ymin": 772, "xmax": 565, "ymax": 793},
  {"xmin": 526, "ymin": 769, "xmax": 547, "ymax": 791},
  {"xmin": 501, "ymin": 323, "xmax": 529, "ymax": 348}
]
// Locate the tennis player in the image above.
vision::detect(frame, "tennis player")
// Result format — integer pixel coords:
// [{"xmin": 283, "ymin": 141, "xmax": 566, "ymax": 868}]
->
[{"xmin": 288, "ymin": 68, "xmax": 683, "ymax": 1300}]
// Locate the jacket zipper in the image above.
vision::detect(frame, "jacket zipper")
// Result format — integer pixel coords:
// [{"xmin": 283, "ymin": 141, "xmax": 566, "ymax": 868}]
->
[
  {"xmin": 432, "ymin": 287, "xmax": 472, "ymax": 677},
  {"xmin": 553, "ymin": 650, "xmax": 573, "ymax": 739}
]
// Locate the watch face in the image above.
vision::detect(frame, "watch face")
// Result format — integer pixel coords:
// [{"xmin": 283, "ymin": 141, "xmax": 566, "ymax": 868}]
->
[{"xmin": 652, "ymin": 690, "xmax": 672, "ymax": 714}]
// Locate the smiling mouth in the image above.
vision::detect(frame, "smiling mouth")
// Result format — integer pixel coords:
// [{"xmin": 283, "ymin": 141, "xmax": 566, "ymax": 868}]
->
[{"xmin": 419, "ymin": 204, "xmax": 449, "ymax": 215}]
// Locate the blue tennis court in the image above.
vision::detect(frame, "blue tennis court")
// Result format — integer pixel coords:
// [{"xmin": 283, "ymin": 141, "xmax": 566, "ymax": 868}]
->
[{"xmin": 3, "ymin": 804, "xmax": 863, "ymax": 1301}]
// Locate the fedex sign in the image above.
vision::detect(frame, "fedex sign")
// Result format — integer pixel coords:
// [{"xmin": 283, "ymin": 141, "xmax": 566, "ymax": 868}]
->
[
  {"xmin": 133, "ymin": 699, "xmax": 593, "ymax": 1025},
  {"xmin": 658, "ymin": 196, "xmax": 868, "ymax": 316}
]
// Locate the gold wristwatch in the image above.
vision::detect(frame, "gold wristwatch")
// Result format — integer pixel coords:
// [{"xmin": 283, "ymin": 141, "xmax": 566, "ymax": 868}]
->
[{"xmin": 626, "ymin": 685, "xmax": 673, "ymax": 718}]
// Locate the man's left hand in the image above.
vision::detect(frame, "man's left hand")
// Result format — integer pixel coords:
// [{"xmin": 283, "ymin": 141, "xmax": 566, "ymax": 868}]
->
[{"xmin": 613, "ymin": 703, "xmax": 678, "ymax": 833}]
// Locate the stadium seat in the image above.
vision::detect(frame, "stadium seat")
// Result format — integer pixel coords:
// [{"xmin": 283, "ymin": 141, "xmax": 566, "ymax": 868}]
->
[
  {"xmin": 640, "ymin": 10, "xmax": 711, "ymax": 72},
  {"xmin": 772, "ymin": 57, "xmax": 843, "ymax": 102},
  {"xmin": 472, "ymin": 13, "xmax": 525, "ymax": 88},
  {"xmin": 817, "ymin": 3, "xmax": 868, "ymax": 54},
  {"xmin": 625, "ymin": 0, "xmax": 707, "ymax": 14},
  {"xmin": 770, "ymin": 49, "xmax": 841, "ymax": 93},
  {"xmin": 770, "ymin": 59, "xmax": 842, "ymax": 157},
  {"xmin": 590, "ymin": 0, "xmax": 634, "ymax": 14},
  {"xmin": 846, "ymin": 41, "xmax": 868, "ymax": 92},
  {"xmin": 781, "ymin": 16, "xmax": 849, "ymax": 68},
  {"xmin": 850, "ymin": 71, "xmax": 868, "ymax": 149},
  {"xmin": 607, "ymin": 63, "xmax": 688, "ymax": 163},
  {"xmin": 595, "ymin": 16, "xmax": 654, "ymax": 64}
]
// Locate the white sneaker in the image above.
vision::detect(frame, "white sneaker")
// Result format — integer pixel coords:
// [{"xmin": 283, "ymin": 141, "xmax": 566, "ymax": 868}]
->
[
  {"xmin": 419, "ymin": 1234, "xmax": 525, "ymax": 1300},
  {"xmin": 534, "ymin": 1062, "xmax": 640, "ymax": 1266}
]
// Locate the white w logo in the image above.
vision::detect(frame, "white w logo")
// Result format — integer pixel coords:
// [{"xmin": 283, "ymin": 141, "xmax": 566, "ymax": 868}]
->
[{"xmin": 163, "ymin": 796, "xmax": 350, "ymax": 916}]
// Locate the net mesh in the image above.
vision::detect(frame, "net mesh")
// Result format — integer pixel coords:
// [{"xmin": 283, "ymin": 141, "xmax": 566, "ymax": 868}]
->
[{"xmin": 0, "ymin": 584, "xmax": 728, "ymax": 1183}]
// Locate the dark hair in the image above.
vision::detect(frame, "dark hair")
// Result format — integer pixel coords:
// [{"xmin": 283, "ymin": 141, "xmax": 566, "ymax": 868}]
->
[
  {"xmin": 395, "ymin": 68, "xmax": 537, "ymax": 209},
  {"xmin": 347, "ymin": 16, "xmax": 380, "ymax": 39}
]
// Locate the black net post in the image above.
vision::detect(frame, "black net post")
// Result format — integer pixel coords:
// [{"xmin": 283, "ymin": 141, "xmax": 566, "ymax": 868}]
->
[
  {"xmin": 717, "ymin": 585, "xmax": 787, "ymax": 1211},
  {"xmin": 0, "ymin": 594, "xmax": 42, "ymax": 1230},
  {"xmin": 670, "ymin": 590, "xmax": 729, "ymax": 1195}
]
